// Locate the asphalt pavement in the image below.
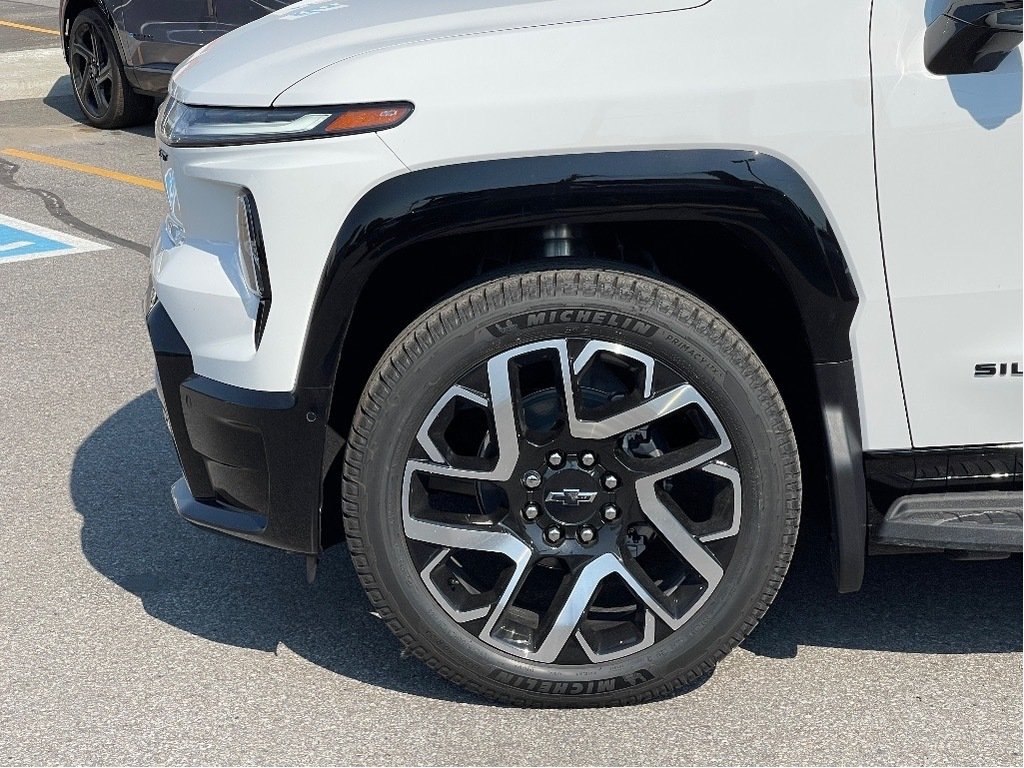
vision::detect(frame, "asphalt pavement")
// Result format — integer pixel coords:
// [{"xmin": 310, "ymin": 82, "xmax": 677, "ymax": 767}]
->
[{"xmin": 0, "ymin": 1, "xmax": 1021, "ymax": 764}]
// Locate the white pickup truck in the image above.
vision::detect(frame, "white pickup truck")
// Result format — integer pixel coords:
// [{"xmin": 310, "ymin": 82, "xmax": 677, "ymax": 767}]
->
[{"xmin": 146, "ymin": 0, "xmax": 1023, "ymax": 706}]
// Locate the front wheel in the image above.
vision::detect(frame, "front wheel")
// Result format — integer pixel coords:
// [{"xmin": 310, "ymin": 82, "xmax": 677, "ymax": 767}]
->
[
  {"xmin": 68, "ymin": 9, "xmax": 152, "ymax": 129},
  {"xmin": 343, "ymin": 269, "xmax": 800, "ymax": 706}
]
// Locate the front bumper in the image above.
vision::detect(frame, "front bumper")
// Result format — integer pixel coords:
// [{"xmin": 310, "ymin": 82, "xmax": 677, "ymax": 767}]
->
[{"xmin": 148, "ymin": 300, "xmax": 333, "ymax": 554}]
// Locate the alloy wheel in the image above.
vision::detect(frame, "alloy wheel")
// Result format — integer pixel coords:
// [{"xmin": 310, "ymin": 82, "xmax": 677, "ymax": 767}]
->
[
  {"xmin": 402, "ymin": 338, "xmax": 742, "ymax": 665},
  {"xmin": 70, "ymin": 20, "xmax": 113, "ymax": 120}
]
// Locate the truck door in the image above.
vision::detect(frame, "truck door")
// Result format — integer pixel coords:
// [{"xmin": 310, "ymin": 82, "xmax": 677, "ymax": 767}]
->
[{"xmin": 871, "ymin": 0, "xmax": 1023, "ymax": 447}]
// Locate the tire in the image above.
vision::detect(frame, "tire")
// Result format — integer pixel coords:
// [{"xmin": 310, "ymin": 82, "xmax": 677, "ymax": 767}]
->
[
  {"xmin": 343, "ymin": 268, "xmax": 800, "ymax": 707},
  {"xmin": 68, "ymin": 9, "xmax": 152, "ymax": 129}
]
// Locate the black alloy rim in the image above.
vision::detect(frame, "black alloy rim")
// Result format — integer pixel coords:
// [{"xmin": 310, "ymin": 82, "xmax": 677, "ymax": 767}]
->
[{"xmin": 70, "ymin": 21, "xmax": 113, "ymax": 119}]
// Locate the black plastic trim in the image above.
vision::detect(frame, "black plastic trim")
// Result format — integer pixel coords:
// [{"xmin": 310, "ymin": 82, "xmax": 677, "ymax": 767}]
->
[
  {"xmin": 149, "ymin": 302, "xmax": 330, "ymax": 554},
  {"xmin": 816, "ymin": 361, "xmax": 867, "ymax": 593},
  {"xmin": 123, "ymin": 64, "xmax": 173, "ymax": 97},
  {"xmin": 864, "ymin": 443, "xmax": 1024, "ymax": 527},
  {"xmin": 299, "ymin": 150, "xmax": 858, "ymax": 392},
  {"xmin": 239, "ymin": 188, "xmax": 272, "ymax": 348},
  {"xmin": 872, "ymin": 490, "xmax": 1022, "ymax": 552},
  {"xmin": 172, "ymin": 477, "xmax": 267, "ymax": 535},
  {"xmin": 299, "ymin": 149, "xmax": 867, "ymax": 588}
]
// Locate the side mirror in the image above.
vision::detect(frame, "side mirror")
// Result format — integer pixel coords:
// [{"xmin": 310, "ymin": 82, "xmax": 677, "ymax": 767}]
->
[{"xmin": 925, "ymin": 0, "xmax": 1023, "ymax": 74}]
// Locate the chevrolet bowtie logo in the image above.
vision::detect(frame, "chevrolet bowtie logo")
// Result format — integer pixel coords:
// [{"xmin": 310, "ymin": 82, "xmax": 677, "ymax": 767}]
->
[{"xmin": 544, "ymin": 489, "xmax": 598, "ymax": 506}]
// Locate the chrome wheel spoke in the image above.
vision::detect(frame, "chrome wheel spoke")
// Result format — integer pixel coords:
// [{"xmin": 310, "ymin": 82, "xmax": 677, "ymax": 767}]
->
[
  {"xmin": 483, "ymin": 553, "xmax": 615, "ymax": 662},
  {"xmin": 573, "ymin": 557, "xmax": 674, "ymax": 661},
  {"xmin": 402, "ymin": 464, "xmax": 530, "ymax": 556},
  {"xmin": 402, "ymin": 461, "xmax": 533, "ymax": 626},
  {"xmin": 635, "ymin": 473, "xmax": 723, "ymax": 626},
  {"xmin": 403, "ymin": 336, "xmax": 742, "ymax": 665},
  {"xmin": 698, "ymin": 461, "xmax": 742, "ymax": 542},
  {"xmin": 419, "ymin": 547, "xmax": 516, "ymax": 623},
  {"xmin": 529, "ymin": 555, "xmax": 614, "ymax": 662},
  {"xmin": 569, "ymin": 383, "xmax": 703, "ymax": 441},
  {"xmin": 566, "ymin": 340, "xmax": 699, "ymax": 441}
]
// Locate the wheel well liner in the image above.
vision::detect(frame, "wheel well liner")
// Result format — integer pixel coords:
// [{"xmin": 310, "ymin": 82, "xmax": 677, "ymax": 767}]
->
[{"xmin": 302, "ymin": 149, "xmax": 865, "ymax": 591}]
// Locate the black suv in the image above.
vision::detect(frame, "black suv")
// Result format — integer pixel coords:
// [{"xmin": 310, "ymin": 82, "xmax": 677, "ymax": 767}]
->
[{"xmin": 59, "ymin": 0, "xmax": 296, "ymax": 128}]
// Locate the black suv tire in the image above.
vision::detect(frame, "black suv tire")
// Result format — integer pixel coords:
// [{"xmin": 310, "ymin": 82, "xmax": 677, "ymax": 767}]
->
[{"xmin": 68, "ymin": 9, "xmax": 152, "ymax": 129}]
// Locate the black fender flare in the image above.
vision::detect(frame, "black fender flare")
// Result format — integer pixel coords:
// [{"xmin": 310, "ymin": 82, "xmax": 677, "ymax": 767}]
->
[{"xmin": 301, "ymin": 149, "xmax": 865, "ymax": 591}]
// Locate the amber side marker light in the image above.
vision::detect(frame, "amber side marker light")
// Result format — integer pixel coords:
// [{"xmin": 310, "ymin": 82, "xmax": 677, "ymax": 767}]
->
[{"xmin": 325, "ymin": 103, "xmax": 414, "ymax": 134}]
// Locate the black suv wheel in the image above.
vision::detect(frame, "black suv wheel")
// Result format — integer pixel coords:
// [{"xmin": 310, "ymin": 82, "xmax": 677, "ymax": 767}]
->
[
  {"xmin": 68, "ymin": 8, "xmax": 152, "ymax": 129},
  {"xmin": 343, "ymin": 268, "xmax": 800, "ymax": 706}
]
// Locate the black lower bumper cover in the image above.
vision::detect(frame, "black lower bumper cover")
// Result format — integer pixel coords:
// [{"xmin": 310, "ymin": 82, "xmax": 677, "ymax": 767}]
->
[{"xmin": 148, "ymin": 302, "xmax": 333, "ymax": 554}]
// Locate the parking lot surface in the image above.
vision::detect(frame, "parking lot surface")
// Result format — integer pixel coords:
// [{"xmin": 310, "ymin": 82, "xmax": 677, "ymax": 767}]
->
[{"xmin": 0, "ymin": 2, "xmax": 1021, "ymax": 764}]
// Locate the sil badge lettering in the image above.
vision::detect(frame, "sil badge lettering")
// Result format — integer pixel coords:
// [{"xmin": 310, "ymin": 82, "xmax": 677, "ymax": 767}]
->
[
  {"xmin": 0, "ymin": 214, "xmax": 108, "ymax": 264},
  {"xmin": 488, "ymin": 310, "xmax": 660, "ymax": 338}
]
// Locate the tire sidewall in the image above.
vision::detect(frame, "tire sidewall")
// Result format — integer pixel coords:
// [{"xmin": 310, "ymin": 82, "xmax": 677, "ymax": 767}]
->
[{"xmin": 349, "ymin": 270, "xmax": 796, "ymax": 704}]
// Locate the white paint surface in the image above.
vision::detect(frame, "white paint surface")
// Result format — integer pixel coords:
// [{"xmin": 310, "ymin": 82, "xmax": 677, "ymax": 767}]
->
[{"xmin": 0, "ymin": 47, "xmax": 72, "ymax": 102}]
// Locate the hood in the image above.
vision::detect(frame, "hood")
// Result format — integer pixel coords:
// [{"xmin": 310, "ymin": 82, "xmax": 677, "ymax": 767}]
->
[{"xmin": 170, "ymin": 0, "xmax": 705, "ymax": 107}]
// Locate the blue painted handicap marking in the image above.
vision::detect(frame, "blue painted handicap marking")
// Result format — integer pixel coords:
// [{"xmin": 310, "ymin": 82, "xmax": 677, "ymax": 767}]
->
[
  {"xmin": 0, "ymin": 213, "xmax": 109, "ymax": 264},
  {"xmin": 0, "ymin": 222, "xmax": 69, "ymax": 258}
]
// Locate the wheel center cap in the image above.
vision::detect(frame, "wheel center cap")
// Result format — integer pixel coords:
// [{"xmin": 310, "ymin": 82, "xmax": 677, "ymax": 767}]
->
[{"xmin": 541, "ymin": 467, "xmax": 600, "ymax": 525}]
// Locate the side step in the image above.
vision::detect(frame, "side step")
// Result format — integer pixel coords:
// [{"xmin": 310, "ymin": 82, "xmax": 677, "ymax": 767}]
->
[{"xmin": 872, "ymin": 491, "xmax": 1022, "ymax": 553}]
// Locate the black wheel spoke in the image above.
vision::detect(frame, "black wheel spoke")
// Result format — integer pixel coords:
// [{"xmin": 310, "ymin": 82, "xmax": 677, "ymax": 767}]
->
[
  {"xmin": 88, "ymin": 77, "xmax": 104, "ymax": 108},
  {"xmin": 75, "ymin": 73, "xmax": 91, "ymax": 101},
  {"xmin": 95, "ymin": 61, "xmax": 112, "ymax": 84},
  {"xmin": 71, "ymin": 41, "xmax": 91, "ymax": 61}
]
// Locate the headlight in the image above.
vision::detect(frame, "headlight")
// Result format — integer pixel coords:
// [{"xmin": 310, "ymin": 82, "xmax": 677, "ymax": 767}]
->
[{"xmin": 156, "ymin": 99, "xmax": 414, "ymax": 147}]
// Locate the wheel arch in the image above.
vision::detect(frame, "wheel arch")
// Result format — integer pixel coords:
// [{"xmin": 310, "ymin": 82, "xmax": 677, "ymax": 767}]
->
[
  {"xmin": 60, "ymin": 0, "xmax": 117, "ymax": 60},
  {"xmin": 305, "ymin": 149, "xmax": 866, "ymax": 592}
]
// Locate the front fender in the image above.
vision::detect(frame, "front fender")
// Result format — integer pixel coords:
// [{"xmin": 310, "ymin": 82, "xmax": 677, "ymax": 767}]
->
[{"xmin": 298, "ymin": 149, "xmax": 866, "ymax": 590}]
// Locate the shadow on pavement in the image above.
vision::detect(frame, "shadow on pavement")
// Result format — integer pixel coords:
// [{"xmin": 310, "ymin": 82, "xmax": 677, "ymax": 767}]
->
[
  {"xmin": 744, "ymin": 513, "xmax": 1022, "ymax": 658},
  {"xmin": 71, "ymin": 393, "xmax": 1022, "ymax": 700},
  {"xmin": 43, "ymin": 79, "xmax": 157, "ymax": 139},
  {"xmin": 70, "ymin": 391, "xmax": 479, "ymax": 704}
]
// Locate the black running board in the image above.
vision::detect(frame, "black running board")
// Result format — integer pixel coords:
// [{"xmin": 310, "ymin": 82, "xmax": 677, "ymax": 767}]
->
[{"xmin": 872, "ymin": 491, "xmax": 1023, "ymax": 553}]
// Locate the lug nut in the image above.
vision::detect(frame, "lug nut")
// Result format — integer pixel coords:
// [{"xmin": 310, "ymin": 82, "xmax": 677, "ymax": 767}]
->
[
  {"xmin": 544, "ymin": 526, "xmax": 563, "ymax": 544},
  {"xmin": 522, "ymin": 470, "xmax": 542, "ymax": 489},
  {"xmin": 580, "ymin": 451, "xmax": 597, "ymax": 468},
  {"xmin": 602, "ymin": 473, "xmax": 620, "ymax": 491},
  {"xmin": 547, "ymin": 451, "xmax": 566, "ymax": 469},
  {"xmin": 601, "ymin": 504, "xmax": 620, "ymax": 522},
  {"xmin": 522, "ymin": 503, "xmax": 540, "ymax": 521},
  {"xmin": 578, "ymin": 526, "xmax": 597, "ymax": 544}
]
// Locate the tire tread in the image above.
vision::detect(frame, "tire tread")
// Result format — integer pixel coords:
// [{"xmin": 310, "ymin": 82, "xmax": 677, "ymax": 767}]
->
[{"xmin": 342, "ymin": 269, "xmax": 800, "ymax": 707}]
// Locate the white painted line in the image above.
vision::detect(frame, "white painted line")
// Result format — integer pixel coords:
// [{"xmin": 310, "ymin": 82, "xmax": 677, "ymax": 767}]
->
[
  {"xmin": 0, "ymin": 213, "xmax": 110, "ymax": 264},
  {"xmin": 0, "ymin": 240, "xmax": 34, "ymax": 252},
  {"xmin": 0, "ymin": 48, "xmax": 72, "ymax": 102}
]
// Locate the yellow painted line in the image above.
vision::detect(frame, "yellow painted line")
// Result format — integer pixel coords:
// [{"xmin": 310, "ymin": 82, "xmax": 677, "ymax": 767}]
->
[
  {"xmin": 0, "ymin": 19, "xmax": 60, "ymax": 35},
  {"xmin": 2, "ymin": 148, "xmax": 164, "ymax": 192}
]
